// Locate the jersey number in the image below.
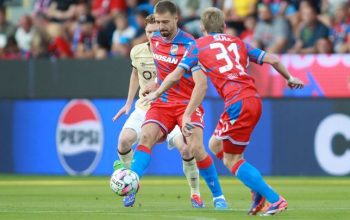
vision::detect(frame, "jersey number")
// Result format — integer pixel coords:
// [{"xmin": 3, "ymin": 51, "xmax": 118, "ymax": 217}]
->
[{"xmin": 210, "ymin": 42, "xmax": 245, "ymax": 75}]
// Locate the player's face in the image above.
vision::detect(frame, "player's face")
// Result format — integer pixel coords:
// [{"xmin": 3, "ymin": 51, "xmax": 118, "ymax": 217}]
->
[
  {"xmin": 145, "ymin": 23, "xmax": 158, "ymax": 42},
  {"xmin": 154, "ymin": 12, "xmax": 178, "ymax": 38}
]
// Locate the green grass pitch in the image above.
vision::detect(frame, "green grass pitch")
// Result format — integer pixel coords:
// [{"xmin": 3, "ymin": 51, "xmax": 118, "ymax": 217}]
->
[{"xmin": 0, "ymin": 175, "xmax": 349, "ymax": 220}]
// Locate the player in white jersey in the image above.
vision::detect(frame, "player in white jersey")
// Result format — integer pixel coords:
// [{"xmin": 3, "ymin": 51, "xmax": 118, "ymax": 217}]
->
[{"xmin": 112, "ymin": 14, "xmax": 203, "ymax": 208}]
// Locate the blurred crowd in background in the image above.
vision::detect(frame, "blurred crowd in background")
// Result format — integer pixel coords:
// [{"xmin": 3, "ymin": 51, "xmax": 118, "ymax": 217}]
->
[{"xmin": 0, "ymin": 0, "xmax": 349, "ymax": 60}]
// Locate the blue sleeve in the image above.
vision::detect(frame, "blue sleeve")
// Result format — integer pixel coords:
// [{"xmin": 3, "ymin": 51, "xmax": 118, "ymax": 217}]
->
[
  {"xmin": 178, "ymin": 42, "xmax": 198, "ymax": 71},
  {"xmin": 245, "ymin": 43, "xmax": 266, "ymax": 65},
  {"xmin": 191, "ymin": 65, "xmax": 201, "ymax": 73}
]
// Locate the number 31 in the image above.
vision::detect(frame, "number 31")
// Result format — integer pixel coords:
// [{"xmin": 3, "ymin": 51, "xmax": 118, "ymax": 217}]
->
[{"xmin": 210, "ymin": 42, "xmax": 246, "ymax": 75}]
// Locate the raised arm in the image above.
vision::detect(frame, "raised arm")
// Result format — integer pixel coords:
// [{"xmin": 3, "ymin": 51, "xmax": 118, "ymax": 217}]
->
[
  {"xmin": 245, "ymin": 43, "xmax": 304, "ymax": 89},
  {"xmin": 262, "ymin": 53, "xmax": 304, "ymax": 89}
]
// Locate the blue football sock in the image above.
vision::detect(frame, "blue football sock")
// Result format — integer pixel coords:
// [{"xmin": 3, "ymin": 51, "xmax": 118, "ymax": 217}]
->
[
  {"xmin": 197, "ymin": 155, "xmax": 223, "ymax": 197},
  {"xmin": 233, "ymin": 160, "xmax": 279, "ymax": 203},
  {"xmin": 130, "ymin": 145, "xmax": 151, "ymax": 179}
]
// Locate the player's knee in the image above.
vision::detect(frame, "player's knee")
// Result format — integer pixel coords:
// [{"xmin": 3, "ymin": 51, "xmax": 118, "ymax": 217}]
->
[
  {"xmin": 209, "ymin": 141, "xmax": 215, "ymax": 154},
  {"xmin": 209, "ymin": 137, "xmax": 220, "ymax": 154},
  {"xmin": 223, "ymin": 155, "xmax": 241, "ymax": 170},
  {"xmin": 118, "ymin": 135, "xmax": 134, "ymax": 153},
  {"xmin": 179, "ymin": 146, "xmax": 193, "ymax": 160},
  {"xmin": 222, "ymin": 157, "xmax": 232, "ymax": 169},
  {"xmin": 190, "ymin": 144, "xmax": 207, "ymax": 161},
  {"xmin": 139, "ymin": 130, "xmax": 157, "ymax": 146}
]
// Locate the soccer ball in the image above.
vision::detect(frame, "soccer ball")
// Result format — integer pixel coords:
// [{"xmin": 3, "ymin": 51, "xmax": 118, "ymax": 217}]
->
[{"xmin": 110, "ymin": 168, "xmax": 140, "ymax": 196}]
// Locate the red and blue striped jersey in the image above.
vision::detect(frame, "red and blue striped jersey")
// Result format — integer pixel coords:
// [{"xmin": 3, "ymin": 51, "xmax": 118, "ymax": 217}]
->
[
  {"xmin": 151, "ymin": 29, "xmax": 200, "ymax": 104},
  {"xmin": 196, "ymin": 33, "xmax": 266, "ymax": 108}
]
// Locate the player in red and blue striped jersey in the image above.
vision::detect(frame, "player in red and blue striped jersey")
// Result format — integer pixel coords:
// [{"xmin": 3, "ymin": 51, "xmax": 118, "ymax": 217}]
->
[
  {"xmin": 130, "ymin": 1, "xmax": 228, "ymax": 209},
  {"xmin": 196, "ymin": 7, "xmax": 304, "ymax": 216},
  {"xmin": 151, "ymin": 30, "xmax": 200, "ymax": 103}
]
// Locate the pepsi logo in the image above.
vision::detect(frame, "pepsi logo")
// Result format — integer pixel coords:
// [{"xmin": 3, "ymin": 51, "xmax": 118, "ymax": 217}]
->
[{"xmin": 56, "ymin": 100, "xmax": 103, "ymax": 176}]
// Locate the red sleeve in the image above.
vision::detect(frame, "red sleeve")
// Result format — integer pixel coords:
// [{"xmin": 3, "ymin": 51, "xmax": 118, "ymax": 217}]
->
[
  {"xmin": 91, "ymin": 0, "xmax": 101, "ymax": 12},
  {"xmin": 55, "ymin": 37, "xmax": 74, "ymax": 58},
  {"xmin": 110, "ymin": 0, "xmax": 127, "ymax": 11}
]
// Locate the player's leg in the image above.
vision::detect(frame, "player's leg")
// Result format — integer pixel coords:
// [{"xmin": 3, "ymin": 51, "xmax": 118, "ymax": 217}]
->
[
  {"xmin": 130, "ymin": 104, "xmax": 175, "ymax": 179},
  {"xmin": 115, "ymin": 129, "xmax": 137, "ymax": 169},
  {"xmin": 130, "ymin": 122, "xmax": 164, "ymax": 178},
  {"xmin": 185, "ymin": 127, "xmax": 227, "ymax": 209},
  {"xmin": 221, "ymin": 97, "xmax": 287, "ymax": 215},
  {"xmin": 223, "ymin": 143, "xmax": 286, "ymax": 216},
  {"xmin": 169, "ymin": 126, "xmax": 203, "ymax": 208},
  {"xmin": 208, "ymin": 135, "xmax": 265, "ymax": 214},
  {"xmin": 209, "ymin": 136, "xmax": 224, "ymax": 160},
  {"xmin": 123, "ymin": 122, "xmax": 164, "ymax": 207},
  {"xmin": 116, "ymin": 109, "xmax": 145, "ymax": 169}
]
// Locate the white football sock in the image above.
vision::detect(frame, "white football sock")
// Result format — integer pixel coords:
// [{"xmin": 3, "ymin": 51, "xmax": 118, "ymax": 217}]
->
[
  {"xmin": 183, "ymin": 158, "xmax": 200, "ymax": 196},
  {"xmin": 118, "ymin": 149, "xmax": 133, "ymax": 168}
]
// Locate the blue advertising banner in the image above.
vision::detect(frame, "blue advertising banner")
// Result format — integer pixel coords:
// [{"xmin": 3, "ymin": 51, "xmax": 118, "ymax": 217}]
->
[
  {"xmin": 0, "ymin": 99, "xmax": 272, "ymax": 176},
  {"xmin": 1, "ymin": 99, "xmax": 349, "ymax": 176},
  {"xmin": 270, "ymin": 99, "xmax": 350, "ymax": 176}
]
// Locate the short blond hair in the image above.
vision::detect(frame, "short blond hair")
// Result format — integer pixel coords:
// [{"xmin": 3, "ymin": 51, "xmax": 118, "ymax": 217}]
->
[
  {"xmin": 201, "ymin": 7, "xmax": 225, "ymax": 33},
  {"xmin": 145, "ymin": 14, "xmax": 155, "ymax": 25}
]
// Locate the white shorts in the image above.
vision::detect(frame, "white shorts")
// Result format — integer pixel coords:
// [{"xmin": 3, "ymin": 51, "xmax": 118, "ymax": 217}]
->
[{"xmin": 122, "ymin": 107, "xmax": 182, "ymax": 148}]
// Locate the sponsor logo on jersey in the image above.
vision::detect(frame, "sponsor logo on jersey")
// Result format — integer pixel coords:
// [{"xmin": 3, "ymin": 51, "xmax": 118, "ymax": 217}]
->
[
  {"xmin": 153, "ymin": 53, "xmax": 178, "ymax": 64},
  {"xmin": 56, "ymin": 99, "xmax": 103, "ymax": 176},
  {"xmin": 143, "ymin": 71, "xmax": 152, "ymax": 80},
  {"xmin": 170, "ymin": 44, "xmax": 178, "ymax": 56}
]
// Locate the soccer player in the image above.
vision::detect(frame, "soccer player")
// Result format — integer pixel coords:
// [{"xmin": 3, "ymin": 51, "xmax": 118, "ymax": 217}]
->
[
  {"xmin": 112, "ymin": 14, "xmax": 203, "ymax": 208},
  {"xmin": 131, "ymin": 0, "xmax": 228, "ymax": 209},
  {"xmin": 195, "ymin": 7, "xmax": 304, "ymax": 216}
]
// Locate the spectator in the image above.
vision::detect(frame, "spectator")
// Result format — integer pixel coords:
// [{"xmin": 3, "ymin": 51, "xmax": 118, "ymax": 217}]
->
[
  {"xmin": 329, "ymin": 2, "xmax": 350, "ymax": 53},
  {"xmin": 92, "ymin": 0, "xmax": 126, "ymax": 27},
  {"xmin": 223, "ymin": 0, "xmax": 258, "ymax": 21},
  {"xmin": 111, "ymin": 12, "xmax": 136, "ymax": 57},
  {"xmin": 126, "ymin": 0, "xmax": 153, "ymax": 29},
  {"xmin": 261, "ymin": 0, "xmax": 297, "ymax": 17},
  {"xmin": 288, "ymin": 5, "xmax": 329, "ymax": 54},
  {"xmin": 74, "ymin": 14, "xmax": 98, "ymax": 59},
  {"xmin": 70, "ymin": 2, "xmax": 90, "ymax": 51},
  {"xmin": 240, "ymin": 14, "xmax": 257, "ymax": 44},
  {"xmin": 173, "ymin": 0, "xmax": 213, "ymax": 37},
  {"xmin": 32, "ymin": 0, "xmax": 52, "ymax": 17},
  {"xmin": 46, "ymin": 23, "xmax": 74, "ymax": 58},
  {"xmin": 252, "ymin": 3, "xmax": 292, "ymax": 53},
  {"xmin": 0, "ymin": 6, "xmax": 16, "ymax": 49},
  {"xmin": 131, "ymin": 9, "xmax": 149, "ymax": 46},
  {"xmin": 0, "ymin": 36, "xmax": 22, "ymax": 60},
  {"xmin": 30, "ymin": 29, "xmax": 50, "ymax": 58},
  {"xmin": 92, "ymin": 0, "xmax": 127, "ymax": 59},
  {"xmin": 15, "ymin": 15, "xmax": 34, "ymax": 53},
  {"xmin": 222, "ymin": 0, "xmax": 257, "ymax": 34},
  {"xmin": 45, "ymin": 0, "xmax": 77, "ymax": 23},
  {"xmin": 316, "ymin": 37, "xmax": 333, "ymax": 53}
]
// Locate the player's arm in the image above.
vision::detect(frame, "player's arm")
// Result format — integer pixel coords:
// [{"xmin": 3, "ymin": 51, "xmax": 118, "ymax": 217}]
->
[
  {"xmin": 182, "ymin": 69, "xmax": 207, "ymax": 136},
  {"xmin": 262, "ymin": 53, "xmax": 304, "ymax": 89},
  {"xmin": 141, "ymin": 66, "xmax": 186, "ymax": 105},
  {"xmin": 112, "ymin": 67, "xmax": 139, "ymax": 121},
  {"xmin": 245, "ymin": 43, "xmax": 304, "ymax": 89}
]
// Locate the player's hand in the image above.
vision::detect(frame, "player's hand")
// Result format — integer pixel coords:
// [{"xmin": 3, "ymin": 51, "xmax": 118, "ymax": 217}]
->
[
  {"xmin": 287, "ymin": 76, "xmax": 304, "ymax": 89},
  {"xmin": 182, "ymin": 115, "xmax": 195, "ymax": 137},
  {"xmin": 142, "ymin": 81, "xmax": 159, "ymax": 97},
  {"xmin": 141, "ymin": 91, "xmax": 158, "ymax": 105},
  {"xmin": 112, "ymin": 103, "xmax": 132, "ymax": 122}
]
